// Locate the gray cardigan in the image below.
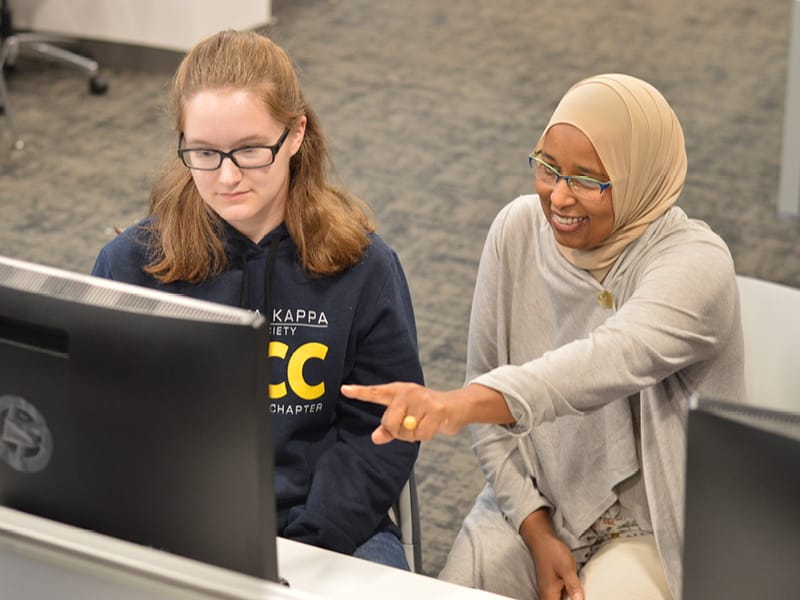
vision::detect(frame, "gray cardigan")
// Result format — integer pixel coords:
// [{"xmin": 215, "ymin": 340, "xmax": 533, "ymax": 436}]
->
[{"xmin": 468, "ymin": 195, "xmax": 746, "ymax": 599}]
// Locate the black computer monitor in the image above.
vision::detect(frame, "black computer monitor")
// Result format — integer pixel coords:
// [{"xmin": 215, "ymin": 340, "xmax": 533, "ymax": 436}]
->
[
  {"xmin": 0, "ymin": 255, "xmax": 278, "ymax": 581},
  {"xmin": 682, "ymin": 397, "xmax": 800, "ymax": 599}
]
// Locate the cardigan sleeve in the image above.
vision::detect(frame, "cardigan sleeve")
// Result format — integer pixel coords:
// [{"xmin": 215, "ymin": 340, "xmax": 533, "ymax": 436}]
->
[
  {"xmin": 465, "ymin": 205, "xmax": 552, "ymax": 531},
  {"xmin": 472, "ymin": 225, "xmax": 739, "ymax": 430}
]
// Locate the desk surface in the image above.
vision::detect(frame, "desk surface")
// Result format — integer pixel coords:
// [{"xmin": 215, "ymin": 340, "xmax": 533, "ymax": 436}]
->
[
  {"xmin": 0, "ymin": 506, "xmax": 313, "ymax": 600},
  {"xmin": 0, "ymin": 506, "xmax": 508, "ymax": 599},
  {"xmin": 277, "ymin": 537, "xmax": 509, "ymax": 600},
  {"xmin": 10, "ymin": 0, "xmax": 273, "ymax": 52}
]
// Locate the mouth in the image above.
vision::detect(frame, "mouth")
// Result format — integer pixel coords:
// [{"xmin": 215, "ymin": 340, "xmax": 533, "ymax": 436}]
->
[
  {"xmin": 219, "ymin": 190, "xmax": 250, "ymax": 200},
  {"xmin": 551, "ymin": 212, "xmax": 588, "ymax": 232},
  {"xmin": 552, "ymin": 213, "xmax": 586, "ymax": 225}
]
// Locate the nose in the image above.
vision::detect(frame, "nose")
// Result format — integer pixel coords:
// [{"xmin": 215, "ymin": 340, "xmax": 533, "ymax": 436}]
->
[
  {"xmin": 217, "ymin": 156, "xmax": 243, "ymax": 184},
  {"xmin": 548, "ymin": 177, "xmax": 576, "ymax": 208}
]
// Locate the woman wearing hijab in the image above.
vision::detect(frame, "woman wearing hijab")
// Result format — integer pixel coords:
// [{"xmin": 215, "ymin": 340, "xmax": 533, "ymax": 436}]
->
[{"xmin": 342, "ymin": 74, "xmax": 745, "ymax": 599}]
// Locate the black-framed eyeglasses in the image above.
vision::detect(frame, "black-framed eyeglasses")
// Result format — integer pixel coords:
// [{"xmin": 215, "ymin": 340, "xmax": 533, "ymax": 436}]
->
[
  {"xmin": 177, "ymin": 127, "xmax": 292, "ymax": 171},
  {"xmin": 529, "ymin": 150, "xmax": 612, "ymax": 201}
]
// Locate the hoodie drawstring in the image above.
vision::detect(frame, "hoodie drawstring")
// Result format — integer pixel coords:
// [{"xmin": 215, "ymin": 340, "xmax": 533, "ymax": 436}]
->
[
  {"xmin": 239, "ymin": 252, "xmax": 250, "ymax": 309},
  {"xmin": 235, "ymin": 233, "xmax": 289, "ymax": 324},
  {"xmin": 263, "ymin": 233, "xmax": 289, "ymax": 329}
]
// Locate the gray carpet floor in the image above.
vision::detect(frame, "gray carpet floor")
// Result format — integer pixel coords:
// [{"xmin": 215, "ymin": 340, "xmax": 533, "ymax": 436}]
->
[{"xmin": 2, "ymin": 0, "xmax": 799, "ymax": 579}]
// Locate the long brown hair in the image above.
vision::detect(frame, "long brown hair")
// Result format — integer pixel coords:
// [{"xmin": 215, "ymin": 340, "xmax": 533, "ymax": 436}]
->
[{"xmin": 145, "ymin": 30, "xmax": 374, "ymax": 283}]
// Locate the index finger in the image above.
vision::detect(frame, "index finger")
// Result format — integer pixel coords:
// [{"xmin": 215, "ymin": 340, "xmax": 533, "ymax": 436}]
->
[{"xmin": 340, "ymin": 383, "xmax": 393, "ymax": 407}]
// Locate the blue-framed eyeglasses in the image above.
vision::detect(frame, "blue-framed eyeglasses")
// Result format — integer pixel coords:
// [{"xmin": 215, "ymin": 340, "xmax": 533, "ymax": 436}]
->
[
  {"xmin": 177, "ymin": 127, "xmax": 291, "ymax": 171},
  {"xmin": 529, "ymin": 150, "xmax": 612, "ymax": 200}
]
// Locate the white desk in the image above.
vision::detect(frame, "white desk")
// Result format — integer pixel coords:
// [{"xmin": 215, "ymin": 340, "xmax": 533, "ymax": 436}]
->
[
  {"xmin": 0, "ymin": 506, "xmax": 317, "ymax": 600},
  {"xmin": 277, "ymin": 537, "xmax": 510, "ymax": 600},
  {"xmin": 9, "ymin": 0, "xmax": 274, "ymax": 52},
  {"xmin": 0, "ymin": 506, "xmax": 509, "ymax": 600}
]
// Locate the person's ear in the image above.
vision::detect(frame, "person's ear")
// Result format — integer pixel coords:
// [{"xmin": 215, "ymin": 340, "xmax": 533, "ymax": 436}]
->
[{"xmin": 289, "ymin": 116, "xmax": 307, "ymax": 157}]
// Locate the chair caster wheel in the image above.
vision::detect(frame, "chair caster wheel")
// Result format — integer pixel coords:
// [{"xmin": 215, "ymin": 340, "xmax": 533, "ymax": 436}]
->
[{"xmin": 89, "ymin": 75, "xmax": 108, "ymax": 95}]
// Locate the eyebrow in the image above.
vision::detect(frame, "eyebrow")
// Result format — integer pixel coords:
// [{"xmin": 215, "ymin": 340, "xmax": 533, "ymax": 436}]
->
[
  {"xmin": 182, "ymin": 135, "xmax": 271, "ymax": 148},
  {"xmin": 540, "ymin": 151, "xmax": 608, "ymax": 180}
]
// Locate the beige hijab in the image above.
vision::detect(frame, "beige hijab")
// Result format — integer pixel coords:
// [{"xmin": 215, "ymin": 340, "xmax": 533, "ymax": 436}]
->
[{"xmin": 534, "ymin": 73, "xmax": 687, "ymax": 282}]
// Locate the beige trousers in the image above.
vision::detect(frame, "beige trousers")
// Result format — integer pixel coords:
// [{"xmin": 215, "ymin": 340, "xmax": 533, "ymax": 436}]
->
[
  {"xmin": 579, "ymin": 535, "xmax": 670, "ymax": 600},
  {"xmin": 439, "ymin": 487, "xmax": 672, "ymax": 599}
]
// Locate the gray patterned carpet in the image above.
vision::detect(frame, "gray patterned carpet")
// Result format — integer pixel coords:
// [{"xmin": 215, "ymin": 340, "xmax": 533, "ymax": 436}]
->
[{"xmin": 2, "ymin": 0, "xmax": 799, "ymax": 579}]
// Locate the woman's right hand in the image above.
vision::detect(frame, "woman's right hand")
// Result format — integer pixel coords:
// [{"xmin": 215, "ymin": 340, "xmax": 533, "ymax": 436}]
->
[
  {"xmin": 340, "ymin": 382, "xmax": 514, "ymax": 444},
  {"xmin": 520, "ymin": 509, "xmax": 584, "ymax": 600},
  {"xmin": 340, "ymin": 382, "xmax": 460, "ymax": 443}
]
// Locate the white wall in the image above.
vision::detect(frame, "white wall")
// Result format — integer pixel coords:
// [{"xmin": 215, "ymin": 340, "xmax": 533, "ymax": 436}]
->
[{"xmin": 10, "ymin": 0, "xmax": 273, "ymax": 52}]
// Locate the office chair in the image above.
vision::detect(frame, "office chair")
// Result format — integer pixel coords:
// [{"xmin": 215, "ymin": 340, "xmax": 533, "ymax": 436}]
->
[
  {"xmin": 0, "ymin": 0, "xmax": 108, "ymax": 150},
  {"xmin": 391, "ymin": 471, "xmax": 422, "ymax": 573}
]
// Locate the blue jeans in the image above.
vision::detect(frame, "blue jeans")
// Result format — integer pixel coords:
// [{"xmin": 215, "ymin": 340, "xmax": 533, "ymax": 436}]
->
[{"xmin": 353, "ymin": 530, "xmax": 409, "ymax": 570}]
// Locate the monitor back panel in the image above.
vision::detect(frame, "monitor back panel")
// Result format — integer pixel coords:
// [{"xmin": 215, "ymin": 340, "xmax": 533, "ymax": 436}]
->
[
  {"xmin": 682, "ymin": 401, "xmax": 800, "ymax": 599},
  {"xmin": 0, "ymin": 266, "xmax": 277, "ymax": 581}
]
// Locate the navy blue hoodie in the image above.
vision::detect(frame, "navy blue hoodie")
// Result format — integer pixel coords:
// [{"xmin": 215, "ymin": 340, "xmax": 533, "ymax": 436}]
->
[{"xmin": 91, "ymin": 218, "xmax": 423, "ymax": 555}]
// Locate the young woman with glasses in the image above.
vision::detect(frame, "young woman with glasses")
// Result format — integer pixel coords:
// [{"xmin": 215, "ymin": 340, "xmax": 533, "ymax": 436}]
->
[
  {"xmin": 343, "ymin": 74, "xmax": 745, "ymax": 598},
  {"xmin": 92, "ymin": 30, "xmax": 423, "ymax": 569}
]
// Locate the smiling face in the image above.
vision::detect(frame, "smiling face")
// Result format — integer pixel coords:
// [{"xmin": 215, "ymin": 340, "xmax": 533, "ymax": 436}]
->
[
  {"xmin": 536, "ymin": 123, "xmax": 614, "ymax": 250},
  {"xmin": 182, "ymin": 88, "xmax": 305, "ymax": 243}
]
